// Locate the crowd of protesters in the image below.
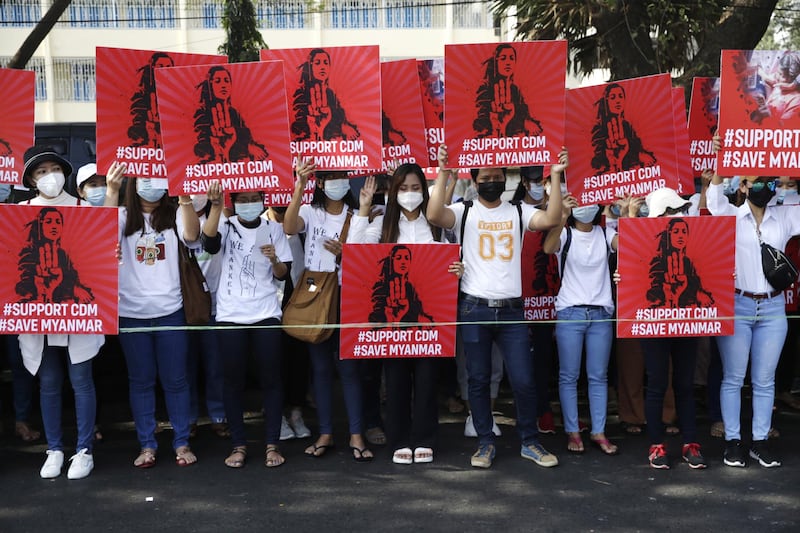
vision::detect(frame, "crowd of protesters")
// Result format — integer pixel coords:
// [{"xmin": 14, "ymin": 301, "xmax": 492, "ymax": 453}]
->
[{"xmin": 1, "ymin": 136, "xmax": 799, "ymax": 480}]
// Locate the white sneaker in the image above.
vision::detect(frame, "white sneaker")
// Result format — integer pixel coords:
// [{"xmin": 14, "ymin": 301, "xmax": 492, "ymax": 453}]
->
[
  {"xmin": 67, "ymin": 448, "xmax": 94, "ymax": 480},
  {"xmin": 280, "ymin": 416, "xmax": 296, "ymax": 441},
  {"xmin": 464, "ymin": 414, "xmax": 477, "ymax": 437},
  {"xmin": 40, "ymin": 450, "xmax": 64, "ymax": 479},
  {"xmin": 464, "ymin": 414, "xmax": 502, "ymax": 437},
  {"xmin": 289, "ymin": 410, "xmax": 311, "ymax": 439},
  {"xmin": 492, "ymin": 418, "xmax": 502, "ymax": 437}
]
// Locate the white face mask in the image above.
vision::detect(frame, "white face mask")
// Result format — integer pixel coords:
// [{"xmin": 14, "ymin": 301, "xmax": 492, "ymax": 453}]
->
[
  {"xmin": 544, "ymin": 182, "xmax": 567, "ymax": 196},
  {"xmin": 190, "ymin": 194, "xmax": 208, "ymax": 212},
  {"xmin": 235, "ymin": 201, "xmax": 263, "ymax": 222},
  {"xmin": 136, "ymin": 178, "xmax": 167, "ymax": 203},
  {"xmin": 85, "ymin": 186, "xmax": 107, "ymax": 206},
  {"xmin": 36, "ymin": 172, "xmax": 65, "ymax": 197},
  {"xmin": 396, "ymin": 191, "xmax": 423, "ymax": 212},
  {"xmin": 528, "ymin": 182, "xmax": 544, "ymax": 201},
  {"xmin": 323, "ymin": 179, "xmax": 350, "ymax": 201},
  {"xmin": 572, "ymin": 205, "xmax": 600, "ymax": 223}
]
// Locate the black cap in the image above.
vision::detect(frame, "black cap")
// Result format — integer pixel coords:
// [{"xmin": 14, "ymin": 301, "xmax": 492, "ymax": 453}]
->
[{"xmin": 22, "ymin": 145, "xmax": 73, "ymax": 188}]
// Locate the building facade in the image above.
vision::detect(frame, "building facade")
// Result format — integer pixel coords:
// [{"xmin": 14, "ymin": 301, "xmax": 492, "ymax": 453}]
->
[{"xmin": 1, "ymin": 0, "xmax": 503, "ymax": 123}]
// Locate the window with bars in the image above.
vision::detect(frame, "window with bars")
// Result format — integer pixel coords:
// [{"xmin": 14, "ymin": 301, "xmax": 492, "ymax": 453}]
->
[
  {"xmin": 53, "ymin": 59, "xmax": 96, "ymax": 102},
  {"xmin": 0, "ymin": 1, "xmax": 40, "ymax": 27},
  {"xmin": 328, "ymin": 1, "xmax": 379, "ymax": 29},
  {"xmin": 0, "ymin": 57, "xmax": 47, "ymax": 101},
  {"xmin": 57, "ymin": 0, "xmax": 177, "ymax": 28},
  {"xmin": 257, "ymin": 0, "xmax": 309, "ymax": 29}
]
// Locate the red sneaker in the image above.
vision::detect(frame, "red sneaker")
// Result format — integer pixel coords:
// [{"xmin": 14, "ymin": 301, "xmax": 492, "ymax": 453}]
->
[{"xmin": 537, "ymin": 412, "xmax": 556, "ymax": 434}]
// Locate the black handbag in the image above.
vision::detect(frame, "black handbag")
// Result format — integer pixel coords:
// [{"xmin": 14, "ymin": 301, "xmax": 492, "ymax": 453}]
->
[
  {"xmin": 761, "ymin": 242, "xmax": 798, "ymax": 291},
  {"xmin": 755, "ymin": 223, "xmax": 798, "ymax": 291}
]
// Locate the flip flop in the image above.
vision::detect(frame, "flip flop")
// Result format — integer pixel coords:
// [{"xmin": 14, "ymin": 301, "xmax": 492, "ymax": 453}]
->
[
  {"xmin": 304, "ymin": 443, "xmax": 334, "ymax": 458},
  {"xmin": 350, "ymin": 446, "xmax": 374, "ymax": 462}
]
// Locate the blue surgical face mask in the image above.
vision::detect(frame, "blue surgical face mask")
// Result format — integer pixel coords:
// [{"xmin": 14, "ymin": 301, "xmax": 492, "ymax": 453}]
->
[
  {"xmin": 638, "ymin": 204, "xmax": 650, "ymax": 217},
  {"xmin": 572, "ymin": 205, "xmax": 600, "ymax": 223},
  {"xmin": 84, "ymin": 186, "xmax": 107, "ymax": 207},
  {"xmin": 323, "ymin": 179, "xmax": 350, "ymax": 201},
  {"xmin": 235, "ymin": 201, "xmax": 263, "ymax": 222},
  {"xmin": 527, "ymin": 182, "xmax": 544, "ymax": 201},
  {"xmin": 136, "ymin": 178, "xmax": 167, "ymax": 203},
  {"xmin": 0, "ymin": 183, "xmax": 11, "ymax": 202}
]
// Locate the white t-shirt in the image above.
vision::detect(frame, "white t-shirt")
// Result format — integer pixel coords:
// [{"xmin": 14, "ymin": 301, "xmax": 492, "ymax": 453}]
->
[
  {"xmin": 555, "ymin": 225, "xmax": 616, "ymax": 314},
  {"xmin": 349, "ymin": 212, "xmax": 436, "ymax": 245},
  {"xmin": 448, "ymin": 201, "xmax": 537, "ymax": 299},
  {"xmin": 298, "ymin": 204, "xmax": 350, "ymax": 281},
  {"xmin": 117, "ymin": 208, "xmax": 185, "ymax": 319},
  {"xmin": 188, "ymin": 213, "xmax": 223, "ymax": 314},
  {"xmin": 213, "ymin": 216, "xmax": 292, "ymax": 324},
  {"xmin": 24, "ymin": 190, "xmax": 81, "ymax": 206}
]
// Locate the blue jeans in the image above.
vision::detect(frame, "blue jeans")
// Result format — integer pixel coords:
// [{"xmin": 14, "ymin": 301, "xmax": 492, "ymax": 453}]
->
[
  {"xmin": 308, "ymin": 332, "xmax": 364, "ymax": 435},
  {"xmin": 4, "ymin": 335, "xmax": 35, "ymax": 422},
  {"xmin": 555, "ymin": 306, "xmax": 613, "ymax": 435},
  {"xmin": 119, "ymin": 309, "xmax": 191, "ymax": 450},
  {"xmin": 187, "ymin": 317, "xmax": 225, "ymax": 424},
  {"xmin": 459, "ymin": 299, "xmax": 539, "ymax": 447},
  {"xmin": 39, "ymin": 344, "xmax": 96, "ymax": 452},
  {"xmin": 218, "ymin": 319, "xmax": 283, "ymax": 447},
  {"xmin": 640, "ymin": 337, "xmax": 698, "ymax": 444},
  {"xmin": 716, "ymin": 293, "xmax": 787, "ymax": 441}
]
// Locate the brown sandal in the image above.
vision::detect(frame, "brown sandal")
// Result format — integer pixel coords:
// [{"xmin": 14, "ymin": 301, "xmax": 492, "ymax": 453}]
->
[
  {"xmin": 211, "ymin": 422, "xmax": 231, "ymax": 438},
  {"xmin": 15, "ymin": 421, "xmax": 41, "ymax": 442},
  {"xmin": 134, "ymin": 448, "xmax": 157, "ymax": 468},
  {"xmin": 225, "ymin": 446, "xmax": 247, "ymax": 468},
  {"xmin": 175, "ymin": 446, "xmax": 197, "ymax": 466},
  {"xmin": 265, "ymin": 445, "xmax": 285, "ymax": 468}
]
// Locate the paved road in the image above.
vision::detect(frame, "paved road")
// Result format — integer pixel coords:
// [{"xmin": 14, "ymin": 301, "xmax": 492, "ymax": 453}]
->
[{"xmin": 1, "ymin": 381, "xmax": 799, "ymax": 533}]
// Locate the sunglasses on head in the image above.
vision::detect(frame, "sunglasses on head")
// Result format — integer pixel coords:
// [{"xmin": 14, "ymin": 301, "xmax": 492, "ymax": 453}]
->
[{"xmin": 749, "ymin": 180, "xmax": 778, "ymax": 192}]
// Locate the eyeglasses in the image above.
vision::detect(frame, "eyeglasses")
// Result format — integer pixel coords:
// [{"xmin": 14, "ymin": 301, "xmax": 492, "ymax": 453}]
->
[{"xmin": 749, "ymin": 180, "xmax": 778, "ymax": 192}]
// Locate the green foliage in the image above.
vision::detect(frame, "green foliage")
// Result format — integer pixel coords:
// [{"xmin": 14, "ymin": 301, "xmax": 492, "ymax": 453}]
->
[
  {"xmin": 757, "ymin": 0, "xmax": 800, "ymax": 50},
  {"xmin": 218, "ymin": 0, "xmax": 268, "ymax": 63},
  {"xmin": 492, "ymin": 0, "xmax": 773, "ymax": 82}
]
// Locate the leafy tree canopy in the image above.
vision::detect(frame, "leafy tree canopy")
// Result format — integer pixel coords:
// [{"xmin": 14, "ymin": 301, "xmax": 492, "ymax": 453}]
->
[
  {"xmin": 218, "ymin": 0, "xmax": 268, "ymax": 63},
  {"xmin": 491, "ymin": 0, "xmax": 779, "ymax": 86}
]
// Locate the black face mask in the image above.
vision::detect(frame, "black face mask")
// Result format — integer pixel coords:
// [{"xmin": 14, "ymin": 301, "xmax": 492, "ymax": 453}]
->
[
  {"xmin": 477, "ymin": 181, "xmax": 505, "ymax": 203},
  {"xmin": 748, "ymin": 187, "xmax": 774, "ymax": 208}
]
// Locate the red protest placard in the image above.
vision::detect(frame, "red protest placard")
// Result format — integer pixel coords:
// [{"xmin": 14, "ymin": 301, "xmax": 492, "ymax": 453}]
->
[
  {"xmin": 672, "ymin": 87, "xmax": 695, "ymax": 196},
  {"xmin": 0, "ymin": 205, "xmax": 118, "ymax": 335},
  {"xmin": 0, "ymin": 68, "xmax": 34, "ymax": 185},
  {"xmin": 340, "ymin": 243, "xmax": 459, "ymax": 359},
  {"xmin": 417, "ymin": 59, "xmax": 445, "ymax": 166},
  {"xmin": 155, "ymin": 60, "xmax": 294, "ymax": 196},
  {"xmin": 521, "ymin": 231, "xmax": 560, "ymax": 321},
  {"xmin": 565, "ymin": 74, "xmax": 679, "ymax": 205},
  {"xmin": 445, "ymin": 41, "xmax": 567, "ymax": 169},
  {"xmin": 717, "ymin": 50, "xmax": 800, "ymax": 176},
  {"xmin": 261, "ymin": 46, "xmax": 382, "ymax": 171},
  {"xmin": 96, "ymin": 47, "xmax": 226, "ymax": 181},
  {"xmin": 687, "ymin": 77, "xmax": 719, "ymax": 176},
  {"xmin": 616, "ymin": 216, "xmax": 735, "ymax": 338},
  {"xmin": 380, "ymin": 60, "xmax": 428, "ymax": 171}
]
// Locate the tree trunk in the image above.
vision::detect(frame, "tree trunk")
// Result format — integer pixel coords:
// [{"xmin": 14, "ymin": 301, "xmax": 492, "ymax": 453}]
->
[
  {"xmin": 7, "ymin": 0, "xmax": 73, "ymax": 69},
  {"xmin": 677, "ymin": 0, "xmax": 778, "ymax": 89}
]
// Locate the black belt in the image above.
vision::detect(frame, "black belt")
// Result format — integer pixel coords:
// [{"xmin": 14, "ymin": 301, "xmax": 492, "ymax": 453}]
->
[
  {"xmin": 734, "ymin": 288, "xmax": 783, "ymax": 300},
  {"xmin": 460, "ymin": 293, "xmax": 523, "ymax": 309}
]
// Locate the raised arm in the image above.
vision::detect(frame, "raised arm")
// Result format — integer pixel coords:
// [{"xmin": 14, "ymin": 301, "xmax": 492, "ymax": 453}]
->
[
  {"xmin": 283, "ymin": 157, "xmax": 314, "ymax": 235},
  {"xmin": 426, "ymin": 145, "xmax": 456, "ymax": 230},
  {"xmin": 529, "ymin": 147, "xmax": 567, "ymax": 231}
]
